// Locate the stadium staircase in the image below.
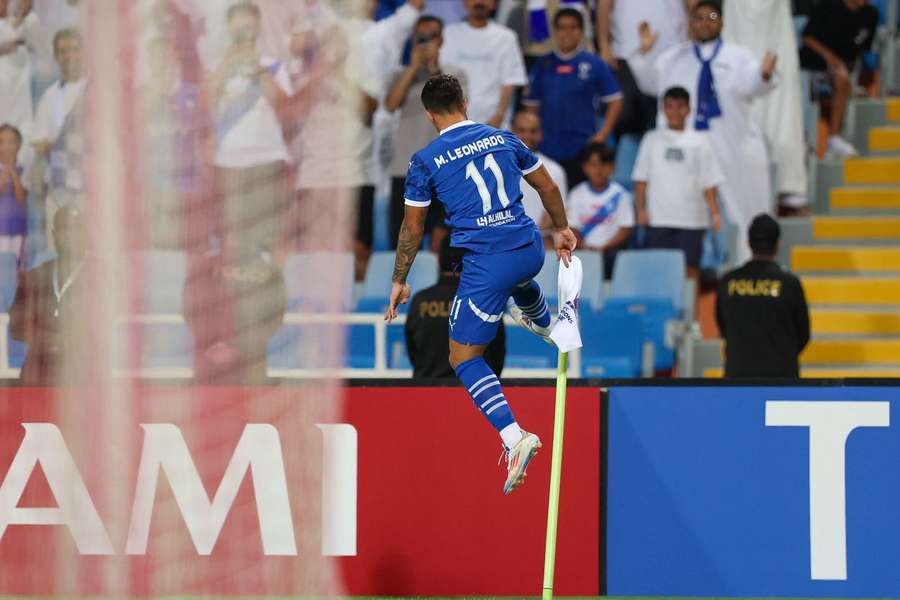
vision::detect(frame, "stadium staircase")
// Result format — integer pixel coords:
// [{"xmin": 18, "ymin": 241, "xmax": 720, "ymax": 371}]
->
[{"xmin": 772, "ymin": 98, "xmax": 900, "ymax": 378}]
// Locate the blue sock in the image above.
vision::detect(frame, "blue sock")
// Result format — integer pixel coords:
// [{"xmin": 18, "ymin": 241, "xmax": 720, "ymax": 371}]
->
[
  {"xmin": 455, "ymin": 356, "xmax": 517, "ymax": 435},
  {"xmin": 512, "ymin": 280, "xmax": 551, "ymax": 328}
]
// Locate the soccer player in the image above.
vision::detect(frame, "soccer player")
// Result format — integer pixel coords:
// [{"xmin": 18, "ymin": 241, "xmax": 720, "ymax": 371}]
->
[{"xmin": 385, "ymin": 74, "xmax": 576, "ymax": 495}]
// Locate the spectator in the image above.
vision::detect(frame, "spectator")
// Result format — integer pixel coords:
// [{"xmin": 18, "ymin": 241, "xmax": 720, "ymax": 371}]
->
[
  {"xmin": 511, "ymin": 110, "xmax": 567, "ymax": 241},
  {"xmin": 716, "ymin": 213, "xmax": 810, "ymax": 377},
  {"xmin": 385, "ymin": 15, "xmax": 465, "ymax": 252},
  {"xmin": 9, "ymin": 205, "xmax": 85, "ymax": 385},
  {"xmin": 523, "ymin": 8, "xmax": 623, "ymax": 187},
  {"xmin": 183, "ymin": 246, "xmax": 287, "ymax": 384},
  {"xmin": 440, "ymin": 0, "xmax": 527, "ymax": 127},
  {"xmin": 800, "ymin": 0, "xmax": 879, "ymax": 158},
  {"xmin": 633, "ymin": 86, "xmax": 723, "ymax": 284},
  {"xmin": 405, "ymin": 234, "xmax": 505, "ymax": 378},
  {"xmin": 287, "ymin": 0, "xmax": 421, "ymax": 280},
  {"xmin": 597, "ymin": 0, "xmax": 688, "ymax": 67},
  {"xmin": 141, "ymin": 36, "xmax": 206, "ymax": 250},
  {"xmin": 567, "ymin": 143, "xmax": 633, "ymax": 278},
  {"xmin": 30, "ymin": 26, "xmax": 85, "ymax": 241},
  {"xmin": 0, "ymin": 124, "xmax": 28, "ymax": 258},
  {"xmin": 26, "ymin": 0, "xmax": 79, "ymax": 103},
  {"xmin": 629, "ymin": 0, "xmax": 778, "ymax": 264},
  {"xmin": 723, "ymin": 0, "xmax": 809, "ymax": 215},
  {"xmin": 207, "ymin": 2, "xmax": 291, "ymax": 256},
  {"xmin": 0, "ymin": 0, "xmax": 40, "ymax": 152}
]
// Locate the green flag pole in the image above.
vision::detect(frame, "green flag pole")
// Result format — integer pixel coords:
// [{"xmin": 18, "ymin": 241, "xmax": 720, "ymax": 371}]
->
[{"xmin": 542, "ymin": 350, "xmax": 569, "ymax": 600}]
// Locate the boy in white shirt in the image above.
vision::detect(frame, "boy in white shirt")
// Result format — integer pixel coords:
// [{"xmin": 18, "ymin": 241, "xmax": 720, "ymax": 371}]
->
[
  {"xmin": 567, "ymin": 143, "xmax": 634, "ymax": 280},
  {"xmin": 632, "ymin": 86, "xmax": 724, "ymax": 282}
]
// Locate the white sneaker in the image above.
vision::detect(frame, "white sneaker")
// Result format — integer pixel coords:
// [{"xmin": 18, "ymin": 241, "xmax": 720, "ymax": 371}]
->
[
  {"xmin": 826, "ymin": 135, "xmax": 859, "ymax": 158},
  {"xmin": 501, "ymin": 430, "xmax": 542, "ymax": 495},
  {"xmin": 506, "ymin": 298, "xmax": 554, "ymax": 345}
]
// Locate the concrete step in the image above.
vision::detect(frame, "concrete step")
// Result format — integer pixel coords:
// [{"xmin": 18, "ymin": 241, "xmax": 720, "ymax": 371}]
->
[
  {"xmin": 801, "ymin": 339, "xmax": 900, "ymax": 366},
  {"xmin": 792, "ymin": 246, "xmax": 900, "ymax": 273},
  {"xmin": 844, "ymin": 157, "xmax": 900, "ymax": 185},
  {"xmin": 813, "ymin": 216, "xmax": 900, "ymax": 240},
  {"xmin": 801, "ymin": 276, "xmax": 900, "ymax": 305},
  {"xmin": 889, "ymin": 99, "xmax": 900, "ymax": 122},
  {"xmin": 830, "ymin": 187, "xmax": 900, "ymax": 210},
  {"xmin": 811, "ymin": 308, "xmax": 900, "ymax": 335},
  {"xmin": 869, "ymin": 126, "xmax": 900, "ymax": 152}
]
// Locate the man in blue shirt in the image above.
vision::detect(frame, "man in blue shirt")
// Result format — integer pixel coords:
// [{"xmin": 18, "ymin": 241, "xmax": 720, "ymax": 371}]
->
[
  {"xmin": 385, "ymin": 74, "xmax": 576, "ymax": 495},
  {"xmin": 523, "ymin": 8, "xmax": 623, "ymax": 186}
]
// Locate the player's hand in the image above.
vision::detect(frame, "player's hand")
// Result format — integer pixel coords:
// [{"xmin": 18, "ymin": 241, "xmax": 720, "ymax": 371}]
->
[
  {"xmin": 553, "ymin": 227, "xmax": 577, "ymax": 267},
  {"xmin": 710, "ymin": 212, "xmax": 722, "ymax": 232},
  {"xmin": 637, "ymin": 21, "xmax": 659, "ymax": 55},
  {"xmin": 761, "ymin": 51, "xmax": 777, "ymax": 82},
  {"xmin": 385, "ymin": 281, "xmax": 411, "ymax": 322}
]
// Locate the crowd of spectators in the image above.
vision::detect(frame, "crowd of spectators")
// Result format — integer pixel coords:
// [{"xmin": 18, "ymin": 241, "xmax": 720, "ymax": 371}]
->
[{"xmin": 0, "ymin": 0, "xmax": 887, "ymax": 381}]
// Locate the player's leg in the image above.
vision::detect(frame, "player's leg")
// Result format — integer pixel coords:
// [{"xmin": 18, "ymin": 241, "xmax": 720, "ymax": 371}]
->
[
  {"xmin": 508, "ymin": 279, "xmax": 552, "ymax": 337},
  {"xmin": 450, "ymin": 245, "xmax": 544, "ymax": 494},
  {"xmin": 449, "ymin": 339, "xmax": 541, "ymax": 495}
]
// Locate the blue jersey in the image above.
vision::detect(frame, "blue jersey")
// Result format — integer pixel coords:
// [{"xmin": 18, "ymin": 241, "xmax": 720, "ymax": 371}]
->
[
  {"xmin": 404, "ymin": 120, "xmax": 542, "ymax": 254},
  {"xmin": 523, "ymin": 50, "xmax": 622, "ymax": 162}
]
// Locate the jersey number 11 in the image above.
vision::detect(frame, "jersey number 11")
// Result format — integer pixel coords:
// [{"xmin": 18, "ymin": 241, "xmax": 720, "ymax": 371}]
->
[{"xmin": 465, "ymin": 153, "xmax": 511, "ymax": 215}]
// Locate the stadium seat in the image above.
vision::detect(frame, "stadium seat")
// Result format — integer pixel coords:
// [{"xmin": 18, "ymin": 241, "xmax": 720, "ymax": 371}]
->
[
  {"xmin": 579, "ymin": 306, "xmax": 643, "ymax": 378},
  {"xmin": 131, "ymin": 250, "xmax": 188, "ymax": 314},
  {"xmin": 7, "ymin": 335, "xmax": 25, "ymax": 370},
  {"xmin": 284, "ymin": 252, "xmax": 355, "ymax": 311},
  {"xmin": 361, "ymin": 251, "xmax": 439, "ymax": 302},
  {"xmin": 268, "ymin": 323, "xmax": 374, "ymax": 370},
  {"xmin": 139, "ymin": 322, "xmax": 194, "ymax": 370},
  {"xmin": 505, "ymin": 320, "xmax": 557, "ymax": 369},
  {"xmin": 603, "ymin": 297, "xmax": 677, "ymax": 371},
  {"xmin": 0, "ymin": 252, "xmax": 19, "ymax": 311},
  {"xmin": 609, "ymin": 249, "xmax": 686, "ymax": 313}
]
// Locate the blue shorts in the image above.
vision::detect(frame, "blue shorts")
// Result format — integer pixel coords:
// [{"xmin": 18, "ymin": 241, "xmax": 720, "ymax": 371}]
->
[{"xmin": 449, "ymin": 231, "xmax": 544, "ymax": 345}]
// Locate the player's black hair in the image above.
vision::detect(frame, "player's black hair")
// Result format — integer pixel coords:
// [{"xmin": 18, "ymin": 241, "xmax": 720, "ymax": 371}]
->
[
  {"xmin": 748, "ymin": 213, "xmax": 780, "ymax": 256},
  {"xmin": 580, "ymin": 143, "xmax": 616, "ymax": 165},
  {"xmin": 53, "ymin": 27, "xmax": 81, "ymax": 53},
  {"xmin": 663, "ymin": 86, "xmax": 691, "ymax": 103},
  {"xmin": 421, "ymin": 74, "xmax": 466, "ymax": 115},
  {"xmin": 438, "ymin": 233, "xmax": 465, "ymax": 273},
  {"xmin": 0, "ymin": 123, "xmax": 23, "ymax": 146},
  {"xmin": 227, "ymin": 1, "xmax": 261, "ymax": 21},
  {"xmin": 553, "ymin": 7, "xmax": 584, "ymax": 29},
  {"xmin": 693, "ymin": 0, "xmax": 723, "ymax": 15},
  {"xmin": 415, "ymin": 14, "xmax": 444, "ymax": 32}
]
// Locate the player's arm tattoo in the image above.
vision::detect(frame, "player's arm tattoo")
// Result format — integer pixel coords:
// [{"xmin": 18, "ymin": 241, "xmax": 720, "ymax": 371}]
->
[{"xmin": 392, "ymin": 206, "xmax": 428, "ymax": 283}]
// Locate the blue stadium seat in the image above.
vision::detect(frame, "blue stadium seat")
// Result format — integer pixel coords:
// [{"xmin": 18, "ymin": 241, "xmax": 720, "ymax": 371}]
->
[
  {"xmin": 603, "ymin": 297, "xmax": 677, "ymax": 371},
  {"xmin": 573, "ymin": 250, "xmax": 604, "ymax": 309},
  {"xmin": 504, "ymin": 320, "xmax": 557, "ymax": 369},
  {"xmin": 0, "ymin": 252, "xmax": 19, "ymax": 311},
  {"xmin": 579, "ymin": 306, "xmax": 643, "ymax": 378},
  {"xmin": 284, "ymin": 252, "xmax": 355, "ymax": 311},
  {"xmin": 7, "ymin": 336, "xmax": 26, "ymax": 369},
  {"xmin": 361, "ymin": 251, "xmax": 439, "ymax": 301},
  {"xmin": 139, "ymin": 322, "xmax": 194, "ymax": 369},
  {"xmin": 609, "ymin": 249, "xmax": 685, "ymax": 313},
  {"xmin": 268, "ymin": 323, "xmax": 372, "ymax": 370},
  {"xmin": 135, "ymin": 250, "xmax": 188, "ymax": 314},
  {"xmin": 531, "ymin": 250, "xmax": 603, "ymax": 309}
]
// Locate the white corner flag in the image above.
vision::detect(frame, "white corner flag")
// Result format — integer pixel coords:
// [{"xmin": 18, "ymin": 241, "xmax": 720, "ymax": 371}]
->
[{"xmin": 549, "ymin": 256, "xmax": 583, "ymax": 352}]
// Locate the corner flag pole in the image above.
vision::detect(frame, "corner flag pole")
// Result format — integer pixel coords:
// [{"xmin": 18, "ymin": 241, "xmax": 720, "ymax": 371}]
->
[{"xmin": 542, "ymin": 349, "xmax": 568, "ymax": 600}]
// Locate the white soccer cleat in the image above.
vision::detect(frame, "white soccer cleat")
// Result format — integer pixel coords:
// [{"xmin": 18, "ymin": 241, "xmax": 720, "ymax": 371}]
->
[
  {"xmin": 826, "ymin": 135, "xmax": 859, "ymax": 158},
  {"xmin": 506, "ymin": 298, "xmax": 554, "ymax": 345},
  {"xmin": 502, "ymin": 430, "xmax": 542, "ymax": 495}
]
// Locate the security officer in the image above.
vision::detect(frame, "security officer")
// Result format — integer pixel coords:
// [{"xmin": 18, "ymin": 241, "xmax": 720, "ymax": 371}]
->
[
  {"xmin": 405, "ymin": 235, "xmax": 505, "ymax": 379},
  {"xmin": 716, "ymin": 214, "xmax": 810, "ymax": 377}
]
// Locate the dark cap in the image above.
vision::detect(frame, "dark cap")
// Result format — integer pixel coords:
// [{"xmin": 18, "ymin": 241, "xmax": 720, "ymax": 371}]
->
[{"xmin": 748, "ymin": 213, "xmax": 780, "ymax": 255}]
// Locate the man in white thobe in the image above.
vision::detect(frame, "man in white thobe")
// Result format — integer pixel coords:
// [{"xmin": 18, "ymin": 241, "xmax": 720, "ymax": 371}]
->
[
  {"xmin": 723, "ymin": 0, "xmax": 808, "ymax": 213},
  {"xmin": 629, "ymin": 0, "xmax": 777, "ymax": 263}
]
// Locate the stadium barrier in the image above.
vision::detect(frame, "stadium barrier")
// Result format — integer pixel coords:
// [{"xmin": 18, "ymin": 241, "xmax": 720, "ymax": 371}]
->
[
  {"xmin": 2, "ymin": 380, "xmax": 898, "ymax": 597},
  {"xmin": 0, "ymin": 313, "xmax": 580, "ymax": 380},
  {"xmin": 607, "ymin": 382, "xmax": 900, "ymax": 598},
  {"xmin": 0, "ymin": 385, "xmax": 601, "ymax": 596}
]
